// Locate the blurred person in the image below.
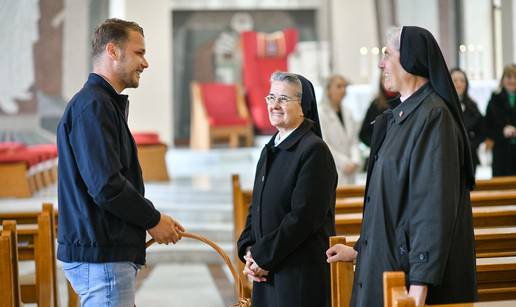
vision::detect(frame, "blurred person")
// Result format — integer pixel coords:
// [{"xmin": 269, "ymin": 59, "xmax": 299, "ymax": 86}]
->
[
  {"xmin": 359, "ymin": 76, "xmax": 398, "ymax": 147},
  {"xmin": 326, "ymin": 26, "xmax": 477, "ymax": 307},
  {"xmin": 450, "ymin": 67, "xmax": 485, "ymax": 175},
  {"xmin": 319, "ymin": 75, "xmax": 361, "ymax": 185},
  {"xmin": 57, "ymin": 18, "xmax": 184, "ymax": 307},
  {"xmin": 485, "ymin": 64, "xmax": 516, "ymax": 176},
  {"xmin": 238, "ymin": 71, "xmax": 337, "ymax": 307}
]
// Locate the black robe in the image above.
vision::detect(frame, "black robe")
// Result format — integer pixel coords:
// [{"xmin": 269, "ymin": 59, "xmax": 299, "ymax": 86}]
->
[
  {"xmin": 237, "ymin": 119, "xmax": 337, "ymax": 307},
  {"xmin": 485, "ymin": 89, "xmax": 516, "ymax": 176},
  {"xmin": 351, "ymin": 84, "xmax": 478, "ymax": 307}
]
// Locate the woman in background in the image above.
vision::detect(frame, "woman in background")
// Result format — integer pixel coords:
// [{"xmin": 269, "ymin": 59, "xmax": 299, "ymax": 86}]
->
[
  {"xmin": 318, "ymin": 75, "xmax": 361, "ymax": 185},
  {"xmin": 450, "ymin": 67, "xmax": 485, "ymax": 175},
  {"xmin": 359, "ymin": 76, "xmax": 397, "ymax": 147},
  {"xmin": 485, "ymin": 64, "xmax": 516, "ymax": 176}
]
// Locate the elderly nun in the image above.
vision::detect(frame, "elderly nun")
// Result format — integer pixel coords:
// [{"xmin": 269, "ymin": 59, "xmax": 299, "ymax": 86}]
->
[
  {"xmin": 237, "ymin": 71, "xmax": 337, "ymax": 307},
  {"xmin": 326, "ymin": 26, "xmax": 477, "ymax": 307}
]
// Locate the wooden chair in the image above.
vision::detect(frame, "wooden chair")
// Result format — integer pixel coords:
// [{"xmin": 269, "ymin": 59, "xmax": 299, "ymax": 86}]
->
[
  {"xmin": 0, "ymin": 221, "xmax": 21, "ymax": 307},
  {"xmin": 191, "ymin": 82, "xmax": 253, "ymax": 149}
]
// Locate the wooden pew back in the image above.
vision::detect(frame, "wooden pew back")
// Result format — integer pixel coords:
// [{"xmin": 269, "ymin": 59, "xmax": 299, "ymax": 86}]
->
[
  {"xmin": 330, "ymin": 236, "xmax": 353, "ymax": 307},
  {"xmin": 383, "ymin": 271, "xmax": 415, "ymax": 307},
  {"xmin": 0, "ymin": 221, "xmax": 21, "ymax": 307},
  {"xmin": 0, "ymin": 204, "xmax": 58, "ymax": 307}
]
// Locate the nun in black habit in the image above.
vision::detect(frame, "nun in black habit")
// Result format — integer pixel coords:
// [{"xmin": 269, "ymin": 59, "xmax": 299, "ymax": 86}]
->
[
  {"xmin": 237, "ymin": 72, "xmax": 337, "ymax": 307},
  {"xmin": 327, "ymin": 26, "xmax": 478, "ymax": 307}
]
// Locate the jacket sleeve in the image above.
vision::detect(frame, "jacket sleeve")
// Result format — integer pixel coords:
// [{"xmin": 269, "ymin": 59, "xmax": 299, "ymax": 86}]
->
[
  {"xmin": 69, "ymin": 100, "xmax": 160, "ymax": 230},
  {"xmin": 250, "ymin": 142, "xmax": 337, "ymax": 272},
  {"xmin": 237, "ymin": 209, "xmax": 255, "ymax": 263},
  {"xmin": 406, "ymin": 106, "xmax": 462, "ymax": 286}
]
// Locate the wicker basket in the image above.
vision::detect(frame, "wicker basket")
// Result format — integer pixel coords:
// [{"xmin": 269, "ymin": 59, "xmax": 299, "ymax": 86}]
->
[{"xmin": 146, "ymin": 232, "xmax": 252, "ymax": 307}]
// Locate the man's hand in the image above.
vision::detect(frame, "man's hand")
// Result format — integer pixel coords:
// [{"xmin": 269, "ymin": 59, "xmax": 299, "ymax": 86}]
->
[
  {"xmin": 326, "ymin": 243, "xmax": 357, "ymax": 263},
  {"xmin": 408, "ymin": 284, "xmax": 428, "ymax": 307},
  {"xmin": 243, "ymin": 249, "xmax": 268, "ymax": 282},
  {"xmin": 147, "ymin": 213, "xmax": 185, "ymax": 244}
]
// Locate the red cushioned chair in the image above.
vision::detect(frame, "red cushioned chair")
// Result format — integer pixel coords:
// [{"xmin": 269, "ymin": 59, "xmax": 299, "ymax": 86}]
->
[
  {"xmin": 132, "ymin": 132, "xmax": 170, "ymax": 182},
  {"xmin": 241, "ymin": 28, "xmax": 298, "ymax": 134},
  {"xmin": 190, "ymin": 82, "xmax": 254, "ymax": 149}
]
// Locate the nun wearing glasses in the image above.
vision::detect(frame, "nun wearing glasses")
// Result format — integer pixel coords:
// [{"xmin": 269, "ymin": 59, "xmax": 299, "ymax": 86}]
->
[{"xmin": 237, "ymin": 71, "xmax": 337, "ymax": 307}]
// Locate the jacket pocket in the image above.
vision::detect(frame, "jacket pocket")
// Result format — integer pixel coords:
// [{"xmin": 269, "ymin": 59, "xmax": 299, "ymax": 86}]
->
[{"xmin": 395, "ymin": 226, "xmax": 410, "ymax": 272}]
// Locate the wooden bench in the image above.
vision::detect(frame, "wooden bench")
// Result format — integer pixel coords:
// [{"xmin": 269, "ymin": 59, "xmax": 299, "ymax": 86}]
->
[
  {"xmin": 383, "ymin": 271, "xmax": 516, "ymax": 307},
  {"xmin": 332, "ymin": 176, "xmax": 516, "ymax": 200},
  {"xmin": 0, "ymin": 221, "xmax": 21, "ymax": 307},
  {"xmin": 330, "ymin": 238, "xmax": 516, "ymax": 306},
  {"xmin": 341, "ymin": 226, "xmax": 516, "ymax": 259},
  {"xmin": 133, "ymin": 132, "xmax": 170, "ymax": 182},
  {"xmin": 335, "ymin": 190, "xmax": 516, "ymax": 215},
  {"xmin": 1, "ymin": 206, "xmax": 58, "ymax": 306},
  {"xmin": 335, "ymin": 205, "xmax": 516, "ymax": 235},
  {"xmin": 0, "ymin": 204, "xmax": 78, "ymax": 307}
]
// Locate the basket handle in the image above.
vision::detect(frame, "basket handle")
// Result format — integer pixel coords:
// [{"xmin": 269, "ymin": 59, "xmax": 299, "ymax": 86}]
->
[{"xmin": 146, "ymin": 232, "xmax": 247, "ymax": 300}]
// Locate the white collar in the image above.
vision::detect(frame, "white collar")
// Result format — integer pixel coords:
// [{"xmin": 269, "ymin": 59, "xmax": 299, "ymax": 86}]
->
[{"xmin": 274, "ymin": 127, "xmax": 297, "ymax": 147}]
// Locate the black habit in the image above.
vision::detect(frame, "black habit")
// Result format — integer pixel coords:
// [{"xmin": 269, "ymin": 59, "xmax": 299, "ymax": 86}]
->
[{"xmin": 351, "ymin": 27, "xmax": 477, "ymax": 307}]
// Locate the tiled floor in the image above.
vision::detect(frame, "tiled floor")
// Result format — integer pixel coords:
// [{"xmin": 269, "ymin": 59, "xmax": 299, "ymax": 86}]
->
[{"xmin": 0, "ymin": 136, "xmax": 493, "ymax": 306}]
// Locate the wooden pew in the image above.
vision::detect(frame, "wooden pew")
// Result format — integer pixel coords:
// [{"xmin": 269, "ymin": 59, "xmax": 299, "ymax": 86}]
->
[
  {"xmin": 0, "ymin": 203, "xmax": 63, "ymax": 306},
  {"xmin": 335, "ymin": 190, "xmax": 516, "ymax": 215},
  {"xmin": 383, "ymin": 271, "xmax": 415, "ymax": 307},
  {"xmin": 341, "ymin": 226, "xmax": 516, "ymax": 259},
  {"xmin": 0, "ymin": 221, "xmax": 21, "ymax": 307},
  {"xmin": 383, "ymin": 271, "xmax": 516, "ymax": 307},
  {"xmin": 335, "ymin": 205, "xmax": 516, "ymax": 235},
  {"xmin": 330, "ymin": 236, "xmax": 516, "ymax": 305},
  {"xmin": 330, "ymin": 236, "xmax": 353, "ymax": 307},
  {"xmin": 333, "ymin": 176, "xmax": 516, "ymax": 200},
  {"xmin": 231, "ymin": 174, "xmax": 253, "ymax": 297}
]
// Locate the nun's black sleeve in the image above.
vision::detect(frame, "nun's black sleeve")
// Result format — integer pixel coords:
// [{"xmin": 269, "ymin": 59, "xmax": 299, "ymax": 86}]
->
[{"xmin": 406, "ymin": 106, "xmax": 462, "ymax": 285}]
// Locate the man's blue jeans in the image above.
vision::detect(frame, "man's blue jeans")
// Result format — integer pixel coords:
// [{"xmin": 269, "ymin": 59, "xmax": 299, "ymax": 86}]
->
[{"xmin": 62, "ymin": 262, "xmax": 140, "ymax": 307}]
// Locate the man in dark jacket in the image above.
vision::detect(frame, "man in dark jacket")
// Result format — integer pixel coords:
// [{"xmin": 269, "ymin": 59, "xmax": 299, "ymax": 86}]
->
[
  {"xmin": 57, "ymin": 18, "xmax": 184, "ymax": 306},
  {"xmin": 327, "ymin": 26, "xmax": 477, "ymax": 307}
]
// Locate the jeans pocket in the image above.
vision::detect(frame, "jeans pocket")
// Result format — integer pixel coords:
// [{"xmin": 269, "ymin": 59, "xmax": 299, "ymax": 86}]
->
[{"xmin": 62, "ymin": 262, "xmax": 89, "ymax": 295}]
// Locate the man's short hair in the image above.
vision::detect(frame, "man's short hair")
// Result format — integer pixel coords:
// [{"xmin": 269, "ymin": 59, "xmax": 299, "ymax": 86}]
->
[{"xmin": 91, "ymin": 18, "xmax": 144, "ymax": 60}]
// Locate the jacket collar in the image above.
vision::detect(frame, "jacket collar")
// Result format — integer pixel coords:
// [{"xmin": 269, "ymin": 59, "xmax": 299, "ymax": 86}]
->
[
  {"xmin": 87, "ymin": 73, "xmax": 129, "ymax": 117},
  {"xmin": 267, "ymin": 119, "xmax": 314, "ymax": 151},
  {"xmin": 390, "ymin": 82, "xmax": 432, "ymax": 125}
]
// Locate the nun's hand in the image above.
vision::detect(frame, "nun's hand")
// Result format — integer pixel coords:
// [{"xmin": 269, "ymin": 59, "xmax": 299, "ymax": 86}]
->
[
  {"xmin": 243, "ymin": 250, "xmax": 268, "ymax": 282},
  {"xmin": 326, "ymin": 243, "xmax": 357, "ymax": 263}
]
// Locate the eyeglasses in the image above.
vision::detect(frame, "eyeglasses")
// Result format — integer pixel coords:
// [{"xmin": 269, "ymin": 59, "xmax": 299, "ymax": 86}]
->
[{"xmin": 265, "ymin": 94, "xmax": 300, "ymax": 105}]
